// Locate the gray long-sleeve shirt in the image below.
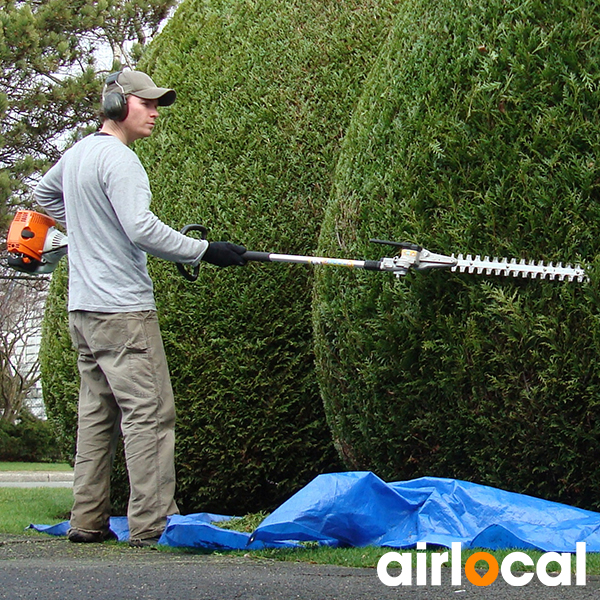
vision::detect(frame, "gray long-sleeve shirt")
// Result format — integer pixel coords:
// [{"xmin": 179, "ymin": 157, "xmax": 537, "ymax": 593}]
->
[{"xmin": 35, "ymin": 133, "xmax": 208, "ymax": 312}]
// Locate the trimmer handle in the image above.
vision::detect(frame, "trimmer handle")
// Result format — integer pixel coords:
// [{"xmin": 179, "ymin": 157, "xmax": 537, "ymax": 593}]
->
[
  {"xmin": 177, "ymin": 224, "xmax": 207, "ymax": 281},
  {"xmin": 241, "ymin": 251, "xmax": 272, "ymax": 262}
]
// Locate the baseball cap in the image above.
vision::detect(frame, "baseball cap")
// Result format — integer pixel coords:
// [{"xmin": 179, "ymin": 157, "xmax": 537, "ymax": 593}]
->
[{"xmin": 106, "ymin": 70, "xmax": 176, "ymax": 106}]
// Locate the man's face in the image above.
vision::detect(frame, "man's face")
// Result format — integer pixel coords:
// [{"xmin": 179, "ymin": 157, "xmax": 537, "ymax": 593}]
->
[{"xmin": 122, "ymin": 95, "xmax": 160, "ymax": 143}]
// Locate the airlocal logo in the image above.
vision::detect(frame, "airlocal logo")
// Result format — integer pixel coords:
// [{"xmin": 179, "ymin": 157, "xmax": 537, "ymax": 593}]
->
[{"xmin": 377, "ymin": 542, "xmax": 586, "ymax": 587}]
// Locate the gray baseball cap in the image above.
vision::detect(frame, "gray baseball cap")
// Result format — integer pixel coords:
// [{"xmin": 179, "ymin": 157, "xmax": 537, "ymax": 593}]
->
[{"xmin": 107, "ymin": 70, "xmax": 176, "ymax": 106}]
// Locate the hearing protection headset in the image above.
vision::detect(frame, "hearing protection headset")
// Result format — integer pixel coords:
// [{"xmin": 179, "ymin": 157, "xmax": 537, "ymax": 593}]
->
[{"xmin": 102, "ymin": 71, "xmax": 128, "ymax": 121}]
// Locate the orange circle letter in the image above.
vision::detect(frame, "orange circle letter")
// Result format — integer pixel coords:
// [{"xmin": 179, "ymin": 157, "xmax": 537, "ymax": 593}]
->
[{"xmin": 465, "ymin": 552, "xmax": 499, "ymax": 587}]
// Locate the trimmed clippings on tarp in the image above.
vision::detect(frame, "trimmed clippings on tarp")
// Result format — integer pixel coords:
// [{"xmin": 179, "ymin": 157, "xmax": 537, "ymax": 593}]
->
[
  {"xmin": 159, "ymin": 513, "xmax": 299, "ymax": 550},
  {"xmin": 30, "ymin": 472, "xmax": 600, "ymax": 552}
]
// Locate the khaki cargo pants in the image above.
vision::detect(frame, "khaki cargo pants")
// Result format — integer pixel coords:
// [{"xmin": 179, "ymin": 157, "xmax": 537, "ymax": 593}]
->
[{"xmin": 68, "ymin": 310, "xmax": 179, "ymax": 540}]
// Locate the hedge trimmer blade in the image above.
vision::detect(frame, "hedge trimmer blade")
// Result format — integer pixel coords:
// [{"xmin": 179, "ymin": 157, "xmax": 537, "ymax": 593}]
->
[
  {"xmin": 451, "ymin": 254, "xmax": 588, "ymax": 282},
  {"xmin": 371, "ymin": 241, "xmax": 589, "ymax": 282}
]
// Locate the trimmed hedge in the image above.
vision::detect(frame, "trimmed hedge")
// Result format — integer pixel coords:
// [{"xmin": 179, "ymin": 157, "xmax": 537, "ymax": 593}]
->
[
  {"xmin": 40, "ymin": 0, "xmax": 399, "ymax": 514},
  {"xmin": 313, "ymin": 0, "xmax": 600, "ymax": 509},
  {"xmin": 39, "ymin": 261, "xmax": 78, "ymax": 461}
]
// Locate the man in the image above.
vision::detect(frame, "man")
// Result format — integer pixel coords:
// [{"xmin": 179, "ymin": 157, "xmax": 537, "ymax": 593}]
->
[{"xmin": 35, "ymin": 70, "xmax": 247, "ymax": 547}]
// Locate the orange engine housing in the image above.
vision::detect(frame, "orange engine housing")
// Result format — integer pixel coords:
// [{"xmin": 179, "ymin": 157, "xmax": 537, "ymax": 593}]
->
[{"xmin": 7, "ymin": 210, "xmax": 56, "ymax": 264}]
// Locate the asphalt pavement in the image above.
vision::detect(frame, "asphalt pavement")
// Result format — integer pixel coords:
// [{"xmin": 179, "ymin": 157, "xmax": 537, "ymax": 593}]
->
[
  {"xmin": 1, "ymin": 534, "xmax": 600, "ymax": 600},
  {"xmin": 2, "ymin": 471, "xmax": 600, "ymax": 599}
]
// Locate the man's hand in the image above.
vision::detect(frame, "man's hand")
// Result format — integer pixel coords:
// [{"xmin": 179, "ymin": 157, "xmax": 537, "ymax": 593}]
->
[{"xmin": 202, "ymin": 242, "xmax": 247, "ymax": 267}]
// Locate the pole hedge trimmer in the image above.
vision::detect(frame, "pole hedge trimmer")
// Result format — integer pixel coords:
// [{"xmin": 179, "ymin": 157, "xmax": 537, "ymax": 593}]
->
[
  {"xmin": 5, "ymin": 212, "xmax": 588, "ymax": 283},
  {"xmin": 175, "ymin": 224, "xmax": 588, "ymax": 283}
]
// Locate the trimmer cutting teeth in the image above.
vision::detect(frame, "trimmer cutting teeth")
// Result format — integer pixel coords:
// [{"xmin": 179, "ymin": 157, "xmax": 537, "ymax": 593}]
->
[{"xmin": 450, "ymin": 254, "xmax": 587, "ymax": 282}]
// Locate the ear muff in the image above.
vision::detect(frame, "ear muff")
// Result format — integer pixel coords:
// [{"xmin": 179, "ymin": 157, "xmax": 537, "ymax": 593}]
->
[{"xmin": 102, "ymin": 71, "xmax": 128, "ymax": 121}]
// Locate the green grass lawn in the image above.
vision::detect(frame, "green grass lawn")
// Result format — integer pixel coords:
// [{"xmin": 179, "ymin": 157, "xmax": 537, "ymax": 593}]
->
[
  {"xmin": 0, "ymin": 462, "xmax": 72, "ymax": 472},
  {"xmin": 0, "ymin": 487, "xmax": 72, "ymax": 534}
]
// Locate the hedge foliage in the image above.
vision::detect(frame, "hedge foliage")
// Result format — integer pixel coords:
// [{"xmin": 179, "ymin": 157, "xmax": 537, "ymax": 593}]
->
[
  {"xmin": 0, "ymin": 410, "xmax": 64, "ymax": 463},
  {"xmin": 313, "ymin": 0, "xmax": 600, "ymax": 510},
  {"xmin": 39, "ymin": 0, "xmax": 399, "ymax": 513},
  {"xmin": 39, "ymin": 261, "xmax": 78, "ymax": 460}
]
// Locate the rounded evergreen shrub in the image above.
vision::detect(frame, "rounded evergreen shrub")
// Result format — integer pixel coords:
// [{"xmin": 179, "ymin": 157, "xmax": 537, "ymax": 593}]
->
[
  {"xmin": 39, "ymin": 261, "xmax": 78, "ymax": 461},
  {"xmin": 0, "ymin": 410, "xmax": 65, "ymax": 463},
  {"xmin": 313, "ymin": 0, "xmax": 600, "ymax": 509},
  {"xmin": 40, "ymin": 0, "xmax": 399, "ymax": 514}
]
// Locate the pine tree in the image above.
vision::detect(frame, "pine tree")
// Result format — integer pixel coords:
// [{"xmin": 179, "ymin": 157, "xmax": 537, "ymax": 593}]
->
[{"xmin": 0, "ymin": 0, "xmax": 176, "ymax": 228}]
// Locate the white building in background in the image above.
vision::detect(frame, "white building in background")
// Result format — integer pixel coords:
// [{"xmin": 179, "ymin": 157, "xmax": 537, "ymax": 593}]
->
[{"xmin": 23, "ymin": 314, "xmax": 45, "ymax": 419}]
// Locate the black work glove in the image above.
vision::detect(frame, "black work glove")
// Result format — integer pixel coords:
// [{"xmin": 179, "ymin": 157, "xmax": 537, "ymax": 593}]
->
[{"xmin": 202, "ymin": 242, "xmax": 247, "ymax": 267}]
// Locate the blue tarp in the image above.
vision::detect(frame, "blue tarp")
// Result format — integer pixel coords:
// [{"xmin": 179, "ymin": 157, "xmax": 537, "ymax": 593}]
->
[
  {"xmin": 30, "ymin": 513, "xmax": 298, "ymax": 549},
  {"xmin": 251, "ymin": 472, "xmax": 600, "ymax": 552},
  {"xmin": 160, "ymin": 513, "xmax": 298, "ymax": 550},
  {"xmin": 32, "ymin": 516, "xmax": 130, "ymax": 542},
  {"xmin": 31, "ymin": 472, "xmax": 600, "ymax": 552}
]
